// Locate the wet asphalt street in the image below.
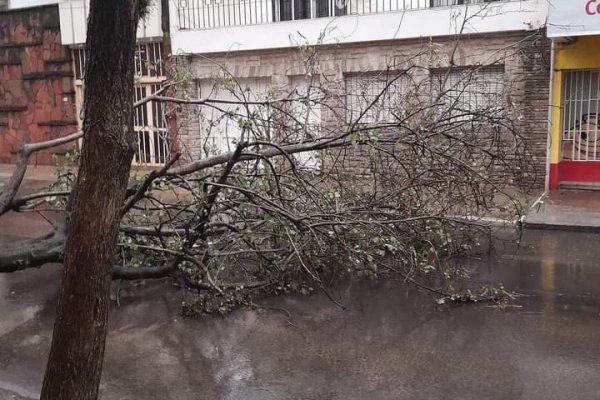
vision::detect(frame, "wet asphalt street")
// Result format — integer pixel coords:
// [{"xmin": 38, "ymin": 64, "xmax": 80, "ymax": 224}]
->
[{"xmin": 1, "ymin": 207, "xmax": 600, "ymax": 399}]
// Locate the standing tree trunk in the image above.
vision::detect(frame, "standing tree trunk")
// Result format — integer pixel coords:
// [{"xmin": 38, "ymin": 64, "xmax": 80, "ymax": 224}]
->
[{"xmin": 40, "ymin": 1, "xmax": 139, "ymax": 399}]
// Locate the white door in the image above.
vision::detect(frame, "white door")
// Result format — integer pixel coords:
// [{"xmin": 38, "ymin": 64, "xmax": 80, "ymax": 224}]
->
[
  {"xmin": 288, "ymin": 75, "xmax": 321, "ymax": 170},
  {"xmin": 198, "ymin": 78, "xmax": 271, "ymax": 156}
]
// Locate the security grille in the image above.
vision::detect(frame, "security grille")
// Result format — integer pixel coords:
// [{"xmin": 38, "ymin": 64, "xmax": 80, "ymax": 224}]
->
[
  {"xmin": 73, "ymin": 42, "xmax": 164, "ymax": 80},
  {"xmin": 430, "ymin": 65, "xmax": 505, "ymax": 121},
  {"xmin": 134, "ymin": 42, "xmax": 164, "ymax": 77},
  {"xmin": 345, "ymin": 72, "xmax": 407, "ymax": 124},
  {"xmin": 561, "ymin": 70, "xmax": 600, "ymax": 161},
  {"xmin": 73, "ymin": 48, "xmax": 85, "ymax": 80},
  {"xmin": 72, "ymin": 42, "xmax": 169, "ymax": 166},
  {"xmin": 133, "ymin": 84, "xmax": 170, "ymax": 165},
  {"xmin": 429, "ymin": 0, "xmax": 499, "ymax": 6}
]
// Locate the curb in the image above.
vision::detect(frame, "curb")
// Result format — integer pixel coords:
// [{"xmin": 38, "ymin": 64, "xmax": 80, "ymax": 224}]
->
[{"xmin": 524, "ymin": 220, "xmax": 600, "ymax": 233}]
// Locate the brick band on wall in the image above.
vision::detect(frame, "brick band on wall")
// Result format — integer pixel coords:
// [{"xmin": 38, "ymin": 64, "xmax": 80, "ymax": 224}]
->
[
  {"xmin": 0, "ymin": 5, "xmax": 78, "ymax": 165},
  {"xmin": 173, "ymin": 30, "xmax": 551, "ymax": 189}
]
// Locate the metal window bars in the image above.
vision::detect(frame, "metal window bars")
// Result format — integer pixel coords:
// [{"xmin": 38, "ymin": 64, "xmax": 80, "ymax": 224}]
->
[
  {"xmin": 72, "ymin": 44, "xmax": 169, "ymax": 166},
  {"xmin": 345, "ymin": 67, "xmax": 504, "ymax": 125},
  {"xmin": 72, "ymin": 42, "xmax": 164, "ymax": 81},
  {"xmin": 429, "ymin": 0, "xmax": 499, "ymax": 6},
  {"xmin": 177, "ymin": 0, "xmax": 501, "ymax": 30},
  {"xmin": 345, "ymin": 71, "xmax": 408, "ymax": 124},
  {"xmin": 133, "ymin": 84, "xmax": 170, "ymax": 165},
  {"xmin": 73, "ymin": 48, "xmax": 85, "ymax": 80},
  {"xmin": 561, "ymin": 70, "xmax": 600, "ymax": 162},
  {"xmin": 134, "ymin": 42, "xmax": 165, "ymax": 78},
  {"xmin": 430, "ymin": 65, "xmax": 505, "ymax": 121}
]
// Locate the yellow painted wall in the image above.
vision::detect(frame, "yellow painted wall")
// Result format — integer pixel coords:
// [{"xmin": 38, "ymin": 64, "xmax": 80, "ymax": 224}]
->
[
  {"xmin": 555, "ymin": 36, "xmax": 600, "ymax": 70},
  {"xmin": 550, "ymin": 70, "xmax": 562, "ymax": 164},
  {"xmin": 550, "ymin": 36, "xmax": 600, "ymax": 164}
]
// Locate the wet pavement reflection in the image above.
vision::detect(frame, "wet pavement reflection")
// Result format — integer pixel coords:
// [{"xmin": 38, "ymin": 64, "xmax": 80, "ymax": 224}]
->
[{"xmin": 1, "ymin": 217, "xmax": 600, "ymax": 399}]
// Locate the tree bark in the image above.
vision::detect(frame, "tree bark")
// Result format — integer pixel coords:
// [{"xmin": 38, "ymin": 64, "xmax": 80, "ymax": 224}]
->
[{"xmin": 40, "ymin": 1, "xmax": 139, "ymax": 399}]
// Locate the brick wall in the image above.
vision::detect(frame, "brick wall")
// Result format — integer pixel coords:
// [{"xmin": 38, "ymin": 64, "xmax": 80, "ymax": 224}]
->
[
  {"xmin": 0, "ymin": 5, "xmax": 78, "ymax": 165},
  {"xmin": 520, "ymin": 31, "xmax": 551, "ymax": 186},
  {"xmin": 175, "ymin": 29, "xmax": 551, "ymax": 188}
]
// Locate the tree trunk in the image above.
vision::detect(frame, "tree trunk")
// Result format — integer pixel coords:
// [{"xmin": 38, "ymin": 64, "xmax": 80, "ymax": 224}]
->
[{"xmin": 40, "ymin": 1, "xmax": 138, "ymax": 399}]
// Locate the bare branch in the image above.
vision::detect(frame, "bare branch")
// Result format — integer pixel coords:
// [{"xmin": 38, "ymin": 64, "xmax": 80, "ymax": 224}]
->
[{"xmin": 0, "ymin": 131, "xmax": 81, "ymax": 215}]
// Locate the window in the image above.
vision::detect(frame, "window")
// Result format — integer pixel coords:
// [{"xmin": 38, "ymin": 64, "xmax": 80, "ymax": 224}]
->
[
  {"xmin": 276, "ymin": 0, "xmax": 345, "ymax": 21},
  {"xmin": 73, "ymin": 42, "xmax": 164, "ymax": 81},
  {"xmin": 430, "ymin": 65, "xmax": 504, "ymax": 120},
  {"xmin": 135, "ymin": 42, "xmax": 164, "ymax": 78},
  {"xmin": 429, "ymin": 0, "xmax": 500, "ymax": 7},
  {"xmin": 561, "ymin": 70, "xmax": 600, "ymax": 161},
  {"xmin": 133, "ymin": 84, "xmax": 170, "ymax": 165},
  {"xmin": 198, "ymin": 78, "xmax": 272, "ymax": 155},
  {"xmin": 71, "ymin": 42, "xmax": 168, "ymax": 166},
  {"xmin": 73, "ymin": 48, "xmax": 85, "ymax": 81},
  {"xmin": 333, "ymin": 0, "xmax": 348, "ymax": 15},
  {"xmin": 286, "ymin": 75, "xmax": 322, "ymax": 169},
  {"xmin": 345, "ymin": 72, "xmax": 407, "ymax": 124}
]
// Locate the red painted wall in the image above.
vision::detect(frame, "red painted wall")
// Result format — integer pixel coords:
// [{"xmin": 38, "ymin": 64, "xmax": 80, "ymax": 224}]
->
[
  {"xmin": 0, "ymin": 5, "xmax": 78, "ymax": 165},
  {"xmin": 549, "ymin": 161, "xmax": 600, "ymax": 189}
]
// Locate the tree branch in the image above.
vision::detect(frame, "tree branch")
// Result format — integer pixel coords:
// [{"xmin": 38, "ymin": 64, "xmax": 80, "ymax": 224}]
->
[
  {"xmin": 0, "ymin": 226, "xmax": 65, "ymax": 273},
  {"xmin": 121, "ymin": 153, "xmax": 181, "ymax": 216},
  {"xmin": 0, "ymin": 131, "xmax": 82, "ymax": 215}
]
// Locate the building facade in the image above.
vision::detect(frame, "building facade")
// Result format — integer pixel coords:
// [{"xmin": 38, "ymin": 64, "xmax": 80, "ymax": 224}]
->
[
  {"xmin": 0, "ymin": 4, "xmax": 77, "ymax": 164},
  {"xmin": 170, "ymin": 0, "xmax": 552, "ymax": 186},
  {"xmin": 57, "ymin": 0, "xmax": 171, "ymax": 166},
  {"xmin": 2, "ymin": 0, "xmax": 554, "ymax": 186},
  {"xmin": 547, "ymin": 0, "xmax": 600, "ymax": 189},
  {"xmin": 4, "ymin": 0, "xmax": 172, "ymax": 166}
]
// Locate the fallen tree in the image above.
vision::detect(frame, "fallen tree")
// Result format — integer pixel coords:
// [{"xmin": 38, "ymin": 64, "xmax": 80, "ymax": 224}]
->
[
  {"xmin": 0, "ymin": 46, "xmax": 535, "ymax": 314},
  {"xmin": 0, "ymin": 4, "xmax": 544, "ymax": 398},
  {"xmin": 0, "ymin": 10, "xmax": 544, "ymax": 318}
]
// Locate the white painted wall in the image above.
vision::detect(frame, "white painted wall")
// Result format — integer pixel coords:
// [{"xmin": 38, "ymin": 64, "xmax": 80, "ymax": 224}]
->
[
  {"xmin": 547, "ymin": 0, "xmax": 600, "ymax": 38},
  {"xmin": 9, "ymin": 0, "xmax": 57, "ymax": 8},
  {"xmin": 170, "ymin": 0, "xmax": 549, "ymax": 54},
  {"xmin": 58, "ymin": 0, "xmax": 163, "ymax": 46},
  {"xmin": 198, "ymin": 78, "xmax": 272, "ymax": 154}
]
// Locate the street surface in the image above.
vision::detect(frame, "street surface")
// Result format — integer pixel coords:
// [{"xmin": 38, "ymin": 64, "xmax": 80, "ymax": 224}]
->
[{"xmin": 0, "ymin": 184, "xmax": 600, "ymax": 399}]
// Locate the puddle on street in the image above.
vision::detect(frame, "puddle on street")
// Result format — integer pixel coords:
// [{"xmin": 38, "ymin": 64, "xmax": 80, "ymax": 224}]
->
[{"xmin": 1, "ymin": 228, "xmax": 600, "ymax": 399}]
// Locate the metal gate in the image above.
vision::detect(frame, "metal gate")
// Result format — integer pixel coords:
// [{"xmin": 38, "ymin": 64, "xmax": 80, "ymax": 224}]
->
[
  {"xmin": 133, "ymin": 84, "xmax": 170, "ymax": 165},
  {"xmin": 562, "ymin": 70, "xmax": 600, "ymax": 161},
  {"xmin": 72, "ymin": 42, "xmax": 169, "ymax": 166}
]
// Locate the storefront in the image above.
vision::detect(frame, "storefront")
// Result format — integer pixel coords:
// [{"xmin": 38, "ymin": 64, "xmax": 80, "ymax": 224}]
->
[{"xmin": 547, "ymin": 0, "xmax": 600, "ymax": 189}]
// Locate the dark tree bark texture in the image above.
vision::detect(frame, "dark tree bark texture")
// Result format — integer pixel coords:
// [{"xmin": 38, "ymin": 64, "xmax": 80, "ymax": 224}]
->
[{"xmin": 40, "ymin": 1, "xmax": 139, "ymax": 399}]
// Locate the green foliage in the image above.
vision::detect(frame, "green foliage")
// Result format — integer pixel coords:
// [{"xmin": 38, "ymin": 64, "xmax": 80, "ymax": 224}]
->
[
  {"xmin": 182, "ymin": 288, "xmax": 250, "ymax": 317},
  {"xmin": 108, "ymin": 154, "xmax": 511, "ymax": 318},
  {"xmin": 45, "ymin": 150, "xmax": 79, "ymax": 207},
  {"xmin": 173, "ymin": 65, "xmax": 192, "ymax": 83},
  {"xmin": 49, "ymin": 53, "xmax": 526, "ymax": 318},
  {"xmin": 435, "ymin": 284, "xmax": 512, "ymax": 305},
  {"xmin": 138, "ymin": 0, "xmax": 153, "ymax": 19}
]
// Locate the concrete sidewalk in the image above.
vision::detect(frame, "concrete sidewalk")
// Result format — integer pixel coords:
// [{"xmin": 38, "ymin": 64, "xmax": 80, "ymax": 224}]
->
[
  {"xmin": 0, "ymin": 164, "xmax": 55, "ymax": 182},
  {"xmin": 0, "ymin": 163, "xmax": 157, "ymax": 183},
  {"xmin": 4, "ymin": 163, "xmax": 600, "ymax": 232},
  {"xmin": 525, "ymin": 189, "xmax": 600, "ymax": 232}
]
